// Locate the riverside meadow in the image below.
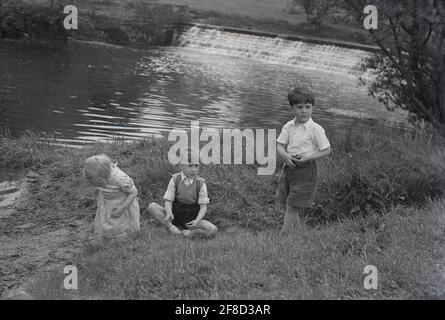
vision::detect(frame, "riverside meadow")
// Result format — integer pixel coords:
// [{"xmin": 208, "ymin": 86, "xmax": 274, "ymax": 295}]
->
[{"xmin": 1, "ymin": 123, "xmax": 445, "ymax": 299}]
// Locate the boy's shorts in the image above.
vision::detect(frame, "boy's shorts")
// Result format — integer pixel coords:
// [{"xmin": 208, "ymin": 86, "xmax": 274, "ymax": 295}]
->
[
  {"xmin": 277, "ymin": 161, "xmax": 318, "ymax": 209},
  {"xmin": 172, "ymin": 200, "xmax": 199, "ymax": 230}
]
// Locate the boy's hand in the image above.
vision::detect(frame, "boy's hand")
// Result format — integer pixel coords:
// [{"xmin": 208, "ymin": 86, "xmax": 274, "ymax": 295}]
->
[
  {"xmin": 185, "ymin": 219, "xmax": 199, "ymax": 229},
  {"xmin": 294, "ymin": 154, "xmax": 310, "ymax": 165},
  {"xmin": 164, "ymin": 212, "xmax": 173, "ymax": 223},
  {"xmin": 285, "ymin": 154, "xmax": 298, "ymax": 168}
]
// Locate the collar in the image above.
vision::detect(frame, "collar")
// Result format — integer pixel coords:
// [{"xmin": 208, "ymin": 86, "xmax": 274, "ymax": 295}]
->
[
  {"xmin": 293, "ymin": 117, "xmax": 313, "ymax": 129},
  {"xmin": 180, "ymin": 172, "xmax": 195, "ymax": 182}
]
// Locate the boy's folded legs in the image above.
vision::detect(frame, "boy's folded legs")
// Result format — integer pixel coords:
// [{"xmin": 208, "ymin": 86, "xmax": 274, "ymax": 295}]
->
[
  {"xmin": 147, "ymin": 202, "xmax": 180, "ymax": 234},
  {"xmin": 182, "ymin": 220, "xmax": 218, "ymax": 238},
  {"xmin": 168, "ymin": 224, "xmax": 182, "ymax": 234},
  {"xmin": 147, "ymin": 202, "xmax": 218, "ymax": 237}
]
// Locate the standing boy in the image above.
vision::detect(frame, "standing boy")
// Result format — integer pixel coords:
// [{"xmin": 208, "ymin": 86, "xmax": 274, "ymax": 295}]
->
[{"xmin": 277, "ymin": 88, "xmax": 331, "ymax": 234}]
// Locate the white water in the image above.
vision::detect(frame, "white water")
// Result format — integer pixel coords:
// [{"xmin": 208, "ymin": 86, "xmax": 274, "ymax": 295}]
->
[{"xmin": 173, "ymin": 26, "xmax": 373, "ymax": 76}]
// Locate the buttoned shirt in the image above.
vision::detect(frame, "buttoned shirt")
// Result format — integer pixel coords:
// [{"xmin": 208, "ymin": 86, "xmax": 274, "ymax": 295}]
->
[
  {"xmin": 277, "ymin": 117, "xmax": 330, "ymax": 156},
  {"xmin": 163, "ymin": 172, "xmax": 210, "ymax": 205}
]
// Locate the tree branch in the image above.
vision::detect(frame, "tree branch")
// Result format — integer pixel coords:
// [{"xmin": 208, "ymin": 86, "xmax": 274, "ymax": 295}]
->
[
  {"xmin": 388, "ymin": 17, "xmax": 403, "ymax": 63},
  {"xmin": 438, "ymin": 69, "xmax": 445, "ymax": 123},
  {"xmin": 339, "ymin": 0, "xmax": 445, "ymax": 133},
  {"xmin": 421, "ymin": 22, "xmax": 433, "ymax": 47},
  {"xmin": 369, "ymin": 29, "xmax": 439, "ymax": 125}
]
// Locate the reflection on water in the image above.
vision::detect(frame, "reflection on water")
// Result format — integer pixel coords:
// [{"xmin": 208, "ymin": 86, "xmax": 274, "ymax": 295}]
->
[{"xmin": 0, "ymin": 41, "xmax": 408, "ymax": 145}]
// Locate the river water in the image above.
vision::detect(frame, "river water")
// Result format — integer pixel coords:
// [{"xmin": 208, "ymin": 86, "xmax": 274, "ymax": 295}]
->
[{"xmin": 0, "ymin": 39, "xmax": 407, "ymax": 145}]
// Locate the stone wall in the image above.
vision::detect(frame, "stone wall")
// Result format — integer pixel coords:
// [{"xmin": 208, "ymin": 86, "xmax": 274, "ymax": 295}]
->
[{"xmin": 0, "ymin": 0, "xmax": 191, "ymax": 45}]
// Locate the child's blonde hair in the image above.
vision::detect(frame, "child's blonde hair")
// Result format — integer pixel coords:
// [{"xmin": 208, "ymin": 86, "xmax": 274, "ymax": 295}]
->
[{"xmin": 83, "ymin": 154, "xmax": 114, "ymax": 187}]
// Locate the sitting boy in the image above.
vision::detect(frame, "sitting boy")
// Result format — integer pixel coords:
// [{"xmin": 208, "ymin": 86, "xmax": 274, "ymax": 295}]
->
[{"xmin": 148, "ymin": 151, "xmax": 218, "ymax": 238}]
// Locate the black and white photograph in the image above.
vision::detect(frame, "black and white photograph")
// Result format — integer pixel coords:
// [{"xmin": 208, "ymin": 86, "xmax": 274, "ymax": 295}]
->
[{"xmin": 0, "ymin": 0, "xmax": 444, "ymax": 304}]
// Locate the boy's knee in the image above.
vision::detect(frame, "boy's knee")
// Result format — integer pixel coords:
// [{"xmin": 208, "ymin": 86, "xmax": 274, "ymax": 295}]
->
[
  {"xmin": 208, "ymin": 225, "xmax": 218, "ymax": 237},
  {"xmin": 147, "ymin": 202, "xmax": 158, "ymax": 213}
]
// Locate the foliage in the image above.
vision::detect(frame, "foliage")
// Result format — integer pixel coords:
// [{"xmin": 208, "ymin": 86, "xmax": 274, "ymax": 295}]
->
[
  {"xmin": 0, "ymin": 1, "xmax": 68, "ymax": 39},
  {"xmin": 288, "ymin": 1, "xmax": 445, "ymax": 135},
  {"xmin": 288, "ymin": 0, "xmax": 337, "ymax": 25}
]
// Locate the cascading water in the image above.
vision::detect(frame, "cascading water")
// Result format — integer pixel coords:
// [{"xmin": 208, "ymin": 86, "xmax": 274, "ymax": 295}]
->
[{"xmin": 172, "ymin": 25, "xmax": 374, "ymax": 77}]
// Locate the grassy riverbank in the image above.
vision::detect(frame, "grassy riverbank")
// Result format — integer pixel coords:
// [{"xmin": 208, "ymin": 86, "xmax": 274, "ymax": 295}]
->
[
  {"xmin": 1, "ymin": 125, "xmax": 445, "ymax": 299},
  {"xmin": 30, "ymin": 200, "xmax": 445, "ymax": 299}
]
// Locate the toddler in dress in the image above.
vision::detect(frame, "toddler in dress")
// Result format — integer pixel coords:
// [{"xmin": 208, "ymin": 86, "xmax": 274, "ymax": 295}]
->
[{"xmin": 83, "ymin": 154, "xmax": 140, "ymax": 241}]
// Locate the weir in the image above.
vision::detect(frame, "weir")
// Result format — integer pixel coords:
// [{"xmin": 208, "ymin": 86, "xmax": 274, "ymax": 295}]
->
[{"xmin": 171, "ymin": 23, "xmax": 377, "ymax": 76}]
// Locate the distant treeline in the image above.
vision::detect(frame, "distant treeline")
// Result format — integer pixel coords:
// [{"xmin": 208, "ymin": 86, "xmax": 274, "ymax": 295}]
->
[{"xmin": 0, "ymin": 0, "xmax": 191, "ymax": 45}]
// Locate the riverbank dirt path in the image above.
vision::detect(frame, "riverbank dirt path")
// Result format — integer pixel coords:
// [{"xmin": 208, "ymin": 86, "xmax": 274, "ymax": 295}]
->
[
  {"xmin": 0, "ymin": 163, "xmax": 243, "ymax": 299},
  {"xmin": 0, "ymin": 171, "xmax": 93, "ymax": 299}
]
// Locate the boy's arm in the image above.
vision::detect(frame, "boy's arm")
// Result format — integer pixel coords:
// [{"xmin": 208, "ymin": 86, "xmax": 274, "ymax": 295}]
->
[
  {"xmin": 187, "ymin": 182, "xmax": 209, "ymax": 228},
  {"xmin": 294, "ymin": 147, "xmax": 331, "ymax": 165},
  {"xmin": 277, "ymin": 143, "xmax": 297, "ymax": 168},
  {"xmin": 311, "ymin": 126, "xmax": 331, "ymax": 160},
  {"xmin": 195, "ymin": 204, "xmax": 207, "ymax": 222},
  {"xmin": 164, "ymin": 200, "xmax": 173, "ymax": 222},
  {"xmin": 295, "ymin": 126, "xmax": 331, "ymax": 164},
  {"xmin": 186, "ymin": 204, "xmax": 207, "ymax": 229},
  {"xmin": 163, "ymin": 177, "xmax": 176, "ymax": 221},
  {"xmin": 277, "ymin": 124, "xmax": 298, "ymax": 167},
  {"xmin": 305, "ymin": 147, "xmax": 331, "ymax": 161}
]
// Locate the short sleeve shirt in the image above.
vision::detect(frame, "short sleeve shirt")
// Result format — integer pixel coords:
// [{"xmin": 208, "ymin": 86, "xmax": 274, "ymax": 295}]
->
[
  {"xmin": 277, "ymin": 117, "xmax": 330, "ymax": 156},
  {"xmin": 163, "ymin": 172, "xmax": 210, "ymax": 205},
  {"xmin": 103, "ymin": 166, "xmax": 137, "ymax": 193}
]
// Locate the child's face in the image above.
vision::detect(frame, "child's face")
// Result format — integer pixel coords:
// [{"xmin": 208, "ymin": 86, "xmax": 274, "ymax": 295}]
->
[
  {"xmin": 84, "ymin": 169, "xmax": 109, "ymax": 187},
  {"xmin": 83, "ymin": 161, "xmax": 112, "ymax": 187},
  {"xmin": 181, "ymin": 164, "xmax": 200, "ymax": 178},
  {"xmin": 291, "ymin": 103, "xmax": 313, "ymax": 123}
]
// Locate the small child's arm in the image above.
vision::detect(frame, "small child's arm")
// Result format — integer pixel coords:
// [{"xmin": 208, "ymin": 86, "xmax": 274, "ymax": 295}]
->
[{"xmin": 112, "ymin": 188, "xmax": 137, "ymax": 218}]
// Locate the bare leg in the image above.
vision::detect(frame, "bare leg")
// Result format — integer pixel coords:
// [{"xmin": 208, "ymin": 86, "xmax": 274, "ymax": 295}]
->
[
  {"xmin": 147, "ymin": 203, "xmax": 181, "ymax": 234},
  {"xmin": 280, "ymin": 204, "xmax": 303, "ymax": 235},
  {"xmin": 183, "ymin": 220, "xmax": 218, "ymax": 238}
]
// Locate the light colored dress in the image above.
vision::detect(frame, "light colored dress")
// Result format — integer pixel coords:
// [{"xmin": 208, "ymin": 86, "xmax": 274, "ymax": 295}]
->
[{"xmin": 94, "ymin": 165, "xmax": 140, "ymax": 239}]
